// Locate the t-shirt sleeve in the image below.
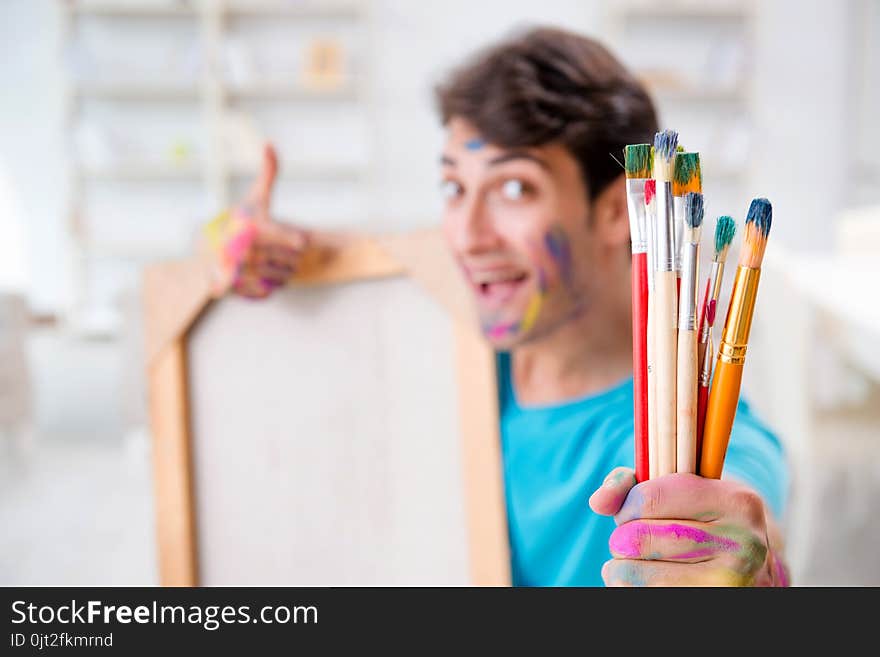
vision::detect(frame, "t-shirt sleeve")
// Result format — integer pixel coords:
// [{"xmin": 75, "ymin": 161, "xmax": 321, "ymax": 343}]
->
[{"xmin": 720, "ymin": 397, "xmax": 790, "ymax": 522}]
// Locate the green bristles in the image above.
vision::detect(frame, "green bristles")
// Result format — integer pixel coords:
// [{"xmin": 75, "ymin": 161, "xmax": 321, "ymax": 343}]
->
[
  {"xmin": 624, "ymin": 144, "xmax": 652, "ymax": 179},
  {"xmin": 673, "ymin": 152, "xmax": 702, "ymax": 189},
  {"xmin": 683, "ymin": 192, "xmax": 704, "ymax": 229},
  {"xmin": 746, "ymin": 198, "xmax": 772, "ymax": 236},
  {"xmin": 714, "ymin": 215, "xmax": 736, "ymax": 258}
]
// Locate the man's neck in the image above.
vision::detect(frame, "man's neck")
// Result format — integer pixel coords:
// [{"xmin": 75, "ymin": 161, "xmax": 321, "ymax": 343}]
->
[{"xmin": 511, "ymin": 290, "xmax": 633, "ymax": 407}]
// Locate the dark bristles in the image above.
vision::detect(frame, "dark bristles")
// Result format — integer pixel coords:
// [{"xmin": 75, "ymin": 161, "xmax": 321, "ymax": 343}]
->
[
  {"xmin": 746, "ymin": 198, "xmax": 772, "ymax": 237},
  {"xmin": 714, "ymin": 215, "xmax": 736, "ymax": 254},
  {"xmin": 624, "ymin": 144, "xmax": 652, "ymax": 178},
  {"xmin": 684, "ymin": 192, "xmax": 704, "ymax": 228},
  {"xmin": 653, "ymin": 129, "xmax": 679, "ymax": 163}
]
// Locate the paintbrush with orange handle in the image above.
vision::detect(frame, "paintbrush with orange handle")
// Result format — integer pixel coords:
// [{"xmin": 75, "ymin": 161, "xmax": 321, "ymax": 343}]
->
[{"xmin": 700, "ymin": 198, "xmax": 772, "ymax": 479}]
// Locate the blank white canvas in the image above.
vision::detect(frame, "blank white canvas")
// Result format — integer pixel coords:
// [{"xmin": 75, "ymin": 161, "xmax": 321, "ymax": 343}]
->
[{"xmin": 187, "ymin": 277, "xmax": 471, "ymax": 585}]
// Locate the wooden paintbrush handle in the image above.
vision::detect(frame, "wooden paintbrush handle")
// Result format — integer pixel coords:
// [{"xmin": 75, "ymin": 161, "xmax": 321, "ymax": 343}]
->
[
  {"xmin": 700, "ymin": 359, "xmax": 744, "ymax": 479},
  {"xmin": 676, "ymin": 328, "xmax": 698, "ymax": 473},
  {"xmin": 654, "ymin": 270, "xmax": 678, "ymax": 476}
]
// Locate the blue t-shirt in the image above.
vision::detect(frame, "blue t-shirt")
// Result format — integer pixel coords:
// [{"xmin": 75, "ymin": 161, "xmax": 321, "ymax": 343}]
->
[{"xmin": 497, "ymin": 352, "xmax": 789, "ymax": 587}]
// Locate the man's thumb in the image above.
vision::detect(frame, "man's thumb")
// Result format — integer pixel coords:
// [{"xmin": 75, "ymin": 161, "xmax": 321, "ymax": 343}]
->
[
  {"xmin": 589, "ymin": 467, "xmax": 637, "ymax": 517},
  {"xmin": 251, "ymin": 142, "xmax": 279, "ymax": 219}
]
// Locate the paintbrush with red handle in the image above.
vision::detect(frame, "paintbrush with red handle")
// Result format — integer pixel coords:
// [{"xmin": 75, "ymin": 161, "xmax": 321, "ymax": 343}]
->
[{"xmin": 624, "ymin": 144, "xmax": 652, "ymax": 482}]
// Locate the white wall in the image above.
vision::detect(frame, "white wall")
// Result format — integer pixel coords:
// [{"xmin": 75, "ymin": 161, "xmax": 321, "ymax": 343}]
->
[
  {"xmin": 368, "ymin": 0, "xmax": 603, "ymax": 229},
  {"xmin": 0, "ymin": 0, "xmax": 68, "ymax": 314},
  {"xmin": 751, "ymin": 0, "xmax": 856, "ymax": 251}
]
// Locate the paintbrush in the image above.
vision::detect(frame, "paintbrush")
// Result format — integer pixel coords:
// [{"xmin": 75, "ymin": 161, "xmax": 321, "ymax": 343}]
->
[
  {"xmin": 676, "ymin": 192, "xmax": 704, "ymax": 473},
  {"xmin": 696, "ymin": 215, "xmax": 736, "ymax": 460},
  {"xmin": 652, "ymin": 129, "xmax": 679, "ymax": 476},
  {"xmin": 700, "ymin": 198, "xmax": 772, "ymax": 479},
  {"xmin": 624, "ymin": 144, "xmax": 652, "ymax": 483},
  {"xmin": 672, "ymin": 151, "xmax": 702, "ymax": 297},
  {"xmin": 644, "ymin": 178, "xmax": 658, "ymax": 479}
]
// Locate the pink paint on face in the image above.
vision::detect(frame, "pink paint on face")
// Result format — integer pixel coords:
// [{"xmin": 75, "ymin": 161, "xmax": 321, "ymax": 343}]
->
[{"xmin": 610, "ymin": 522, "xmax": 741, "ymax": 560}]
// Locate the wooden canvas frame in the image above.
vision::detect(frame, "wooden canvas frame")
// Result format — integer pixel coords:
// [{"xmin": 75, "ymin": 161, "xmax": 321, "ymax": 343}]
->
[{"xmin": 143, "ymin": 229, "xmax": 510, "ymax": 586}]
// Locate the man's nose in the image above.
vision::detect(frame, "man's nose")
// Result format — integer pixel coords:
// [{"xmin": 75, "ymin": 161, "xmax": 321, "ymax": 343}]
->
[{"xmin": 449, "ymin": 195, "xmax": 503, "ymax": 255}]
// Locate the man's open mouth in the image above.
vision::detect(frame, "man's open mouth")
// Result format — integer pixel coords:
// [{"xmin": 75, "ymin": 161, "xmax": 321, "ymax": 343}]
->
[{"xmin": 468, "ymin": 269, "xmax": 530, "ymax": 308}]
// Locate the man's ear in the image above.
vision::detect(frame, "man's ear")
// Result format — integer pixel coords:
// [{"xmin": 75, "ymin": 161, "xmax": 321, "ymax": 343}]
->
[{"xmin": 591, "ymin": 174, "xmax": 631, "ymax": 248}]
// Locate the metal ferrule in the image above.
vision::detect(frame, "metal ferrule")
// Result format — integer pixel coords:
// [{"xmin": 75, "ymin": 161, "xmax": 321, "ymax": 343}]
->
[
  {"xmin": 625, "ymin": 179, "xmax": 648, "ymax": 254},
  {"xmin": 673, "ymin": 195, "xmax": 685, "ymax": 273},
  {"xmin": 718, "ymin": 266, "xmax": 761, "ymax": 364},
  {"xmin": 645, "ymin": 193, "xmax": 657, "ymax": 291},
  {"xmin": 698, "ymin": 261, "xmax": 723, "ymax": 345},
  {"xmin": 655, "ymin": 181, "xmax": 675, "ymax": 272},
  {"xmin": 677, "ymin": 242, "xmax": 699, "ymax": 330},
  {"xmin": 699, "ymin": 333, "xmax": 714, "ymax": 385}
]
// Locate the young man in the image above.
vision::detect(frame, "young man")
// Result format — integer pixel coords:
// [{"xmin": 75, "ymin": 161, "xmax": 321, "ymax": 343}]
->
[{"xmin": 210, "ymin": 27, "xmax": 790, "ymax": 586}]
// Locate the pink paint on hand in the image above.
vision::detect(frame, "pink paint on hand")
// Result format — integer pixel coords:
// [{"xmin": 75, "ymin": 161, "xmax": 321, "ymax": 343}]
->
[{"xmin": 610, "ymin": 522, "xmax": 741, "ymax": 560}]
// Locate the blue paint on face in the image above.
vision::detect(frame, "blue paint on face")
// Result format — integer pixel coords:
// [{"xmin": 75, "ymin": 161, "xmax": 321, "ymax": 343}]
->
[
  {"xmin": 544, "ymin": 226, "xmax": 573, "ymax": 289},
  {"xmin": 465, "ymin": 138, "xmax": 486, "ymax": 151}
]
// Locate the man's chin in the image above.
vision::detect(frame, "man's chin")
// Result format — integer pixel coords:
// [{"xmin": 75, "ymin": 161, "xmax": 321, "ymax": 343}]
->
[{"xmin": 479, "ymin": 317, "xmax": 527, "ymax": 351}]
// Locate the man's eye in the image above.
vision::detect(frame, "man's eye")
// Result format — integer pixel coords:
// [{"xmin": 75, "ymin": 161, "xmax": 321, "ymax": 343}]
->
[
  {"xmin": 441, "ymin": 180, "xmax": 463, "ymax": 200},
  {"xmin": 501, "ymin": 179, "xmax": 526, "ymax": 200}
]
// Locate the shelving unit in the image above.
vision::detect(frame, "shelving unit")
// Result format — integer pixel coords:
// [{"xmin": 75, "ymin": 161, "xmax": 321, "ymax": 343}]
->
[
  {"xmin": 59, "ymin": 0, "xmax": 373, "ymax": 336},
  {"xmin": 605, "ymin": 0, "xmax": 757, "ymax": 207}
]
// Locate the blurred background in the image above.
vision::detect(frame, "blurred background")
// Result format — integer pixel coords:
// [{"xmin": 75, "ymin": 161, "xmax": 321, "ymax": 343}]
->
[{"xmin": 1, "ymin": 0, "xmax": 878, "ymax": 586}]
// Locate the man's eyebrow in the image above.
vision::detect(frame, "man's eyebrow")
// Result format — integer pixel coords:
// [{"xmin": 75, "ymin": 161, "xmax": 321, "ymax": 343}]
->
[
  {"xmin": 441, "ymin": 155, "xmax": 456, "ymax": 166},
  {"xmin": 487, "ymin": 152, "xmax": 550, "ymax": 170}
]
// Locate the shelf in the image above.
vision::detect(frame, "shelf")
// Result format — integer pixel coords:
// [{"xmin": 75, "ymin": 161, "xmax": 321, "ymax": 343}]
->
[
  {"xmin": 643, "ymin": 82, "xmax": 747, "ymax": 103},
  {"xmin": 80, "ymin": 162, "xmax": 364, "ymax": 182},
  {"xmin": 614, "ymin": 2, "xmax": 750, "ymax": 21},
  {"xmin": 230, "ymin": 162, "xmax": 365, "ymax": 180},
  {"xmin": 223, "ymin": 0, "xmax": 362, "ymax": 19},
  {"xmin": 67, "ymin": 1, "xmax": 199, "ymax": 18},
  {"xmin": 73, "ymin": 80, "xmax": 200, "ymax": 101},
  {"xmin": 81, "ymin": 163, "xmax": 203, "ymax": 180},
  {"xmin": 226, "ymin": 81, "xmax": 357, "ymax": 101},
  {"xmin": 82, "ymin": 242, "xmax": 188, "ymax": 262}
]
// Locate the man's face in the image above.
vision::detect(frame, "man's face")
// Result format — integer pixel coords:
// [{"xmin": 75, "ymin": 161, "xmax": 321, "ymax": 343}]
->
[{"xmin": 441, "ymin": 118, "xmax": 598, "ymax": 349}]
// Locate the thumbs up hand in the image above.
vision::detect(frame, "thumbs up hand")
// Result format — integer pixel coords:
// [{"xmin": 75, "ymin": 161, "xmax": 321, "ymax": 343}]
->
[{"xmin": 204, "ymin": 143, "xmax": 310, "ymax": 299}]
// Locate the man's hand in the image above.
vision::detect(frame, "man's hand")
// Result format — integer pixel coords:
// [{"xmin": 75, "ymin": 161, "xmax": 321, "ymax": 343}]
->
[
  {"xmin": 589, "ymin": 467, "xmax": 790, "ymax": 587},
  {"xmin": 207, "ymin": 143, "xmax": 309, "ymax": 299}
]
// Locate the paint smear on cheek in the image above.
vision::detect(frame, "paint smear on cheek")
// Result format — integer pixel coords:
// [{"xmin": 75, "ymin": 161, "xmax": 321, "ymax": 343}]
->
[
  {"xmin": 544, "ymin": 226, "xmax": 573, "ymax": 289},
  {"xmin": 483, "ymin": 265, "xmax": 548, "ymax": 338}
]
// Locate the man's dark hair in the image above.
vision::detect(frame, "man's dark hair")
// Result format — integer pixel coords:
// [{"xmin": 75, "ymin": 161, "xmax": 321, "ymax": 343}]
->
[{"xmin": 436, "ymin": 26, "xmax": 659, "ymax": 201}]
